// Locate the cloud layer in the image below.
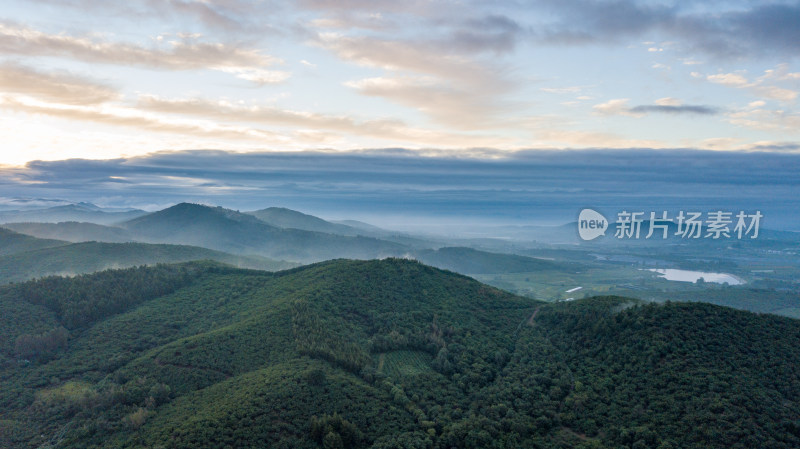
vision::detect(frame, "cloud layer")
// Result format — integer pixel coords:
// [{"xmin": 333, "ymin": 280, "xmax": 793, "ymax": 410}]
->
[
  {"xmin": 0, "ymin": 62, "xmax": 118, "ymax": 105},
  {"xmin": 2, "ymin": 149, "xmax": 799, "ymax": 230}
]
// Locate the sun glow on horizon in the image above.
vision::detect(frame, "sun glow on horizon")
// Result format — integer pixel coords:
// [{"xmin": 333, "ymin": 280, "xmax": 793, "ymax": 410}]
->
[{"xmin": 0, "ymin": 1, "xmax": 798, "ymax": 165}]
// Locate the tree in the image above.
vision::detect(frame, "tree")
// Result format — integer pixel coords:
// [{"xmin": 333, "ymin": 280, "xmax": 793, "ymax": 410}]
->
[{"xmin": 323, "ymin": 432, "xmax": 343, "ymax": 449}]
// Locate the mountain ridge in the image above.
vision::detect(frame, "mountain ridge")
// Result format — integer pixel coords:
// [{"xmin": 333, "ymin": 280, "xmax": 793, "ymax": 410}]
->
[
  {"xmin": 0, "ymin": 203, "xmax": 146, "ymax": 225},
  {"xmin": 4, "ymin": 222, "xmax": 136, "ymax": 243},
  {"xmin": 247, "ymin": 207, "xmax": 364, "ymax": 236},
  {"xmin": 0, "ymin": 231, "xmax": 295, "ymax": 283},
  {"xmin": 121, "ymin": 203, "xmax": 409, "ymax": 262}
]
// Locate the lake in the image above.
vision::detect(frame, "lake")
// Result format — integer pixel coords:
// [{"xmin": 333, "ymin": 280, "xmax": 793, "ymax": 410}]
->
[{"xmin": 646, "ymin": 268, "xmax": 744, "ymax": 285}]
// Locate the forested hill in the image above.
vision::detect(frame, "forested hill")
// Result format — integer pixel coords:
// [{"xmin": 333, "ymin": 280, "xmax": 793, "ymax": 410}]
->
[
  {"xmin": 120, "ymin": 203, "xmax": 407, "ymax": 262},
  {"xmin": 413, "ymin": 246, "xmax": 571, "ymax": 274},
  {"xmin": 0, "ymin": 203, "xmax": 145, "ymax": 226},
  {"xmin": 4, "ymin": 221, "xmax": 136, "ymax": 243},
  {"xmin": 0, "ymin": 236, "xmax": 296, "ymax": 284},
  {"xmin": 0, "ymin": 259, "xmax": 798, "ymax": 449},
  {"xmin": 0, "ymin": 227, "xmax": 66, "ymax": 256}
]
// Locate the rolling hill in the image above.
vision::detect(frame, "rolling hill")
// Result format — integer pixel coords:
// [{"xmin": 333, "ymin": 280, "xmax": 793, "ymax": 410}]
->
[
  {"xmin": 247, "ymin": 207, "xmax": 364, "ymax": 236},
  {"xmin": 0, "ymin": 203, "xmax": 145, "ymax": 225},
  {"xmin": 0, "ymin": 259, "xmax": 797, "ymax": 448},
  {"xmin": 413, "ymin": 246, "xmax": 572, "ymax": 274},
  {"xmin": 121, "ymin": 203, "xmax": 408, "ymax": 262},
  {"xmin": 0, "ymin": 231, "xmax": 295, "ymax": 284},
  {"xmin": 4, "ymin": 222, "xmax": 136, "ymax": 243},
  {"xmin": 247, "ymin": 207, "xmax": 440, "ymax": 249},
  {"xmin": 335, "ymin": 219, "xmax": 387, "ymax": 233},
  {"xmin": 0, "ymin": 227, "xmax": 67, "ymax": 257}
]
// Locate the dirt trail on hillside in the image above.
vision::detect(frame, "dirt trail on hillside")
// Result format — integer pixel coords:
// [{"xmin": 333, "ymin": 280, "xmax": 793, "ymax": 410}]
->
[{"xmin": 527, "ymin": 306, "xmax": 541, "ymax": 325}]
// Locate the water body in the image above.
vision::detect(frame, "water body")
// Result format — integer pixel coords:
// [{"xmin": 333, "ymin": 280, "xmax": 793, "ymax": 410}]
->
[{"xmin": 647, "ymin": 268, "xmax": 744, "ymax": 285}]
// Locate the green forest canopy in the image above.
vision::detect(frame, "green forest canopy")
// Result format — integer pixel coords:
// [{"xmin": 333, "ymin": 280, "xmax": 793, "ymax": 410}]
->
[{"xmin": 0, "ymin": 259, "xmax": 798, "ymax": 449}]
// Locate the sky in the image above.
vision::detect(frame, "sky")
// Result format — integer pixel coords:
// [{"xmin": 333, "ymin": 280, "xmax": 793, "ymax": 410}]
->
[
  {"xmin": 0, "ymin": 1, "xmax": 799, "ymax": 230},
  {"xmin": 0, "ymin": 0, "xmax": 798, "ymax": 166}
]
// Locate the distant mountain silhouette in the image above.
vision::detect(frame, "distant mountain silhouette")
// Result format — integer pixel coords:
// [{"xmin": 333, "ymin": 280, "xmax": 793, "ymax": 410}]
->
[
  {"xmin": 0, "ymin": 203, "xmax": 145, "ymax": 225},
  {"xmin": 4, "ymin": 222, "xmax": 136, "ymax": 243},
  {"xmin": 122, "ymin": 203, "xmax": 408, "ymax": 262},
  {"xmin": 247, "ymin": 207, "xmax": 364, "ymax": 236}
]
